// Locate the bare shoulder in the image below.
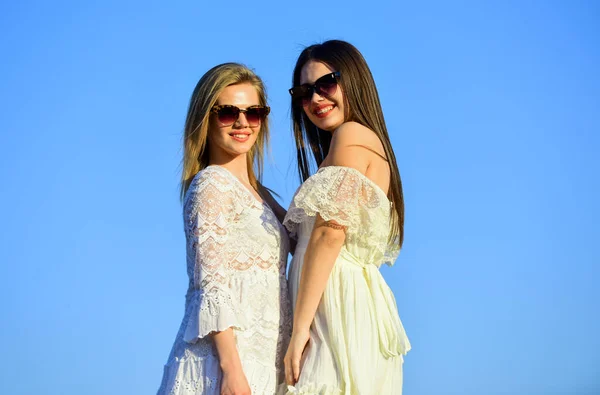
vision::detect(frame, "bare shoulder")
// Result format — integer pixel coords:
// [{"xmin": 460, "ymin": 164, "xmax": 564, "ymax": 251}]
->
[
  {"xmin": 333, "ymin": 122, "xmax": 385, "ymax": 154},
  {"xmin": 332, "ymin": 122, "xmax": 376, "ymax": 145},
  {"xmin": 327, "ymin": 122, "xmax": 386, "ymax": 170}
]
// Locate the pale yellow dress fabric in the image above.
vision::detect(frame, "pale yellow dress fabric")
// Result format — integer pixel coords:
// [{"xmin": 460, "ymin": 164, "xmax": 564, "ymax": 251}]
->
[{"xmin": 283, "ymin": 166, "xmax": 411, "ymax": 395}]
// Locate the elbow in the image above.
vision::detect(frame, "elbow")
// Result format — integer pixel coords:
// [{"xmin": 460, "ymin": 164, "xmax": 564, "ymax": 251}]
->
[{"xmin": 312, "ymin": 227, "xmax": 346, "ymax": 249}]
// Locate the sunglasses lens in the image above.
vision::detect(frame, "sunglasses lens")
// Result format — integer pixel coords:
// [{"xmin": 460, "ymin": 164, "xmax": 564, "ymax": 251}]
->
[
  {"xmin": 291, "ymin": 86, "xmax": 311, "ymax": 104},
  {"xmin": 301, "ymin": 90, "xmax": 313, "ymax": 106},
  {"xmin": 217, "ymin": 106, "xmax": 239, "ymax": 125},
  {"xmin": 290, "ymin": 73, "xmax": 339, "ymax": 106},
  {"xmin": 316, "ymin": 74, "xmax": 338, "ymax": 96},
  {"xmin": 245, "ymin": 108, "xmax": 263, "ymax": 126}
]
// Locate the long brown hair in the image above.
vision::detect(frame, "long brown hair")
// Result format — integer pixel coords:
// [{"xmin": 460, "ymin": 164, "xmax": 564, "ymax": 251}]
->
[
  {"xmin": 291, "ymin": 40, "xmax": 405, "ymax": 247},
  {"xmin": 181, "ymin": 63, "xmax": 270, "ymax": 199}
]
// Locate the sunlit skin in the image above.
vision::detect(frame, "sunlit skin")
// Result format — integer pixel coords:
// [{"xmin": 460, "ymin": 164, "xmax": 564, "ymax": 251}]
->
[
  {"xmin": 284, "ymin": 61, "xmax": 350, "ymax": 387},
  {"xmin": 208, "ymin": 83, "xmax": 262, "ymax": 164},
  {"xmin": 300, "ymin": 61, "xmax": 345, "ymax": 133},
  {"xmin": 286, "ymin": 61, "xmax": 397, "ymax": 388},
  {"xmin": 207, "ymin": 83, "xmax": 263, "ymax": 395}
]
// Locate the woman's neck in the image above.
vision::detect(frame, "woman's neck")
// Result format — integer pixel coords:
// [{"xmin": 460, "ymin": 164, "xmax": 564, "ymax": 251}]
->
[{"xmin": 208, "ymin": 154, "xmax": 250, "ymax": 184}]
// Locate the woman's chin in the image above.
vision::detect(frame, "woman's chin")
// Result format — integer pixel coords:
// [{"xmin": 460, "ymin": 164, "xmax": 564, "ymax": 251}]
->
[{"xmin": 314, "ymin": 117, "xmax": 343, "ymax": 133}]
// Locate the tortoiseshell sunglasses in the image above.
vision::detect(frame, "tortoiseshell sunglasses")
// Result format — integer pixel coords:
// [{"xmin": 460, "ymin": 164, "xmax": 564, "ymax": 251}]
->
[{"xmin": 210, "ymin": 105, "xmax": 270, "ymax": 127}]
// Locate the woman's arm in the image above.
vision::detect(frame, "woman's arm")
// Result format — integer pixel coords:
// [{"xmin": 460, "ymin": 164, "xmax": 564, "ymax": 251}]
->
[
  {"xmin": 213, "ymin": 329, "xmax": 251, "ymax": 395},
  {"xmin": 284, "ymin": 216, "xmax": 346, "ymax": 384},
  {"xmin": 283, "ymin": 122, "xmax": 375, "ymax": 385},
  {"xmin": 291, "ymin": 217, "xmax": 347, "ymax": 332},
  {"xmin": 188, "ymin": 168, "xmax": 252, "ymax": 394}
]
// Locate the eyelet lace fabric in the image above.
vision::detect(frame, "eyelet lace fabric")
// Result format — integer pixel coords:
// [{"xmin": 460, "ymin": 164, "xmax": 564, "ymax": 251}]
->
[
  {"xmin": 283, "ymin": 166, "xmax": 410, "ymax": 395},
  {"xmin": 157, "ymin": 166, "xmax": 293, "ymax": 395},
  {"xmin": 284, "ymin": 166, "xmax": 400, "ymax": 267}
]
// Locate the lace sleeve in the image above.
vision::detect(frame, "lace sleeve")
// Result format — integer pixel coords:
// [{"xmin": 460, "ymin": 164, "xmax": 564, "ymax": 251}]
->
[
  {"xmin": 283, "ymin": 166, "xmax": 400, "ymax": 266},
  {"xmin": 182, "ymin": 168, "xmax": 247, "ymax": 343},
  {"xmin": 284, "ymin": 166, "xmax": 383, "ymax": 237}
]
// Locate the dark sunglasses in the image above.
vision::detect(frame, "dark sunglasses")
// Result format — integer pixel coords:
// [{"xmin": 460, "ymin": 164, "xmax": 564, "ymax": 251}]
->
[
  {"xmin": 210, "ymin": 105, "xmax": 270, "ymax": 127},
  {"xmin": 289, "ymin": 71, "xmax": 341, "ymax": 105}
]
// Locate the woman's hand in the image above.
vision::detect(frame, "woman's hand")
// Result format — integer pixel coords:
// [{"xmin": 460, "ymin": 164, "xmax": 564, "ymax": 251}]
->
[
  {"xmin": 220, "ymin": 368, "xmax": 251, "ymax": 395},
  {"xmin": 284, "ymin": 329, "xmax": 311, "ymax": 386},
  {"xmin": 213, "ymin": 328, "xmax": 251, "ymax": 395}
]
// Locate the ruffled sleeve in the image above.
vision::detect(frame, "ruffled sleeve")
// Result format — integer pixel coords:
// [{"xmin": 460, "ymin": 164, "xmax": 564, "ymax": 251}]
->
[
  {"xmin": 284, "ymin": 166, "xmax": 400, "ymax": 266},
  {"xmin": 182, "ymin": 167, "xmax": 247, "ymax": 343}
]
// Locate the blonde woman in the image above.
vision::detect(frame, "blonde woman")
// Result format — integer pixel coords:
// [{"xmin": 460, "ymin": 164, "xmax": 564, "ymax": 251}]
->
[
  {"xmin": 158, "ymin": 63, "xmax": 292, "ymax": 395},
  {"xmin": 283, "ymin": 40, "xmax": 411, "ymax": 394}
]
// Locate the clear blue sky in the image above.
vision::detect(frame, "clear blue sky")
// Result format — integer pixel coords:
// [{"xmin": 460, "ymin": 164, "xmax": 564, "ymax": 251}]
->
[{"xmin": 1, "ymin": 1, "xmax": 598, "ymax": 394}]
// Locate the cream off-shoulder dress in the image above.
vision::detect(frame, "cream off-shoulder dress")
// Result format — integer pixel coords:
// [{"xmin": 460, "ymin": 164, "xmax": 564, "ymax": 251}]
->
[
  {"xmin": 283, "ymin": 166, "xmax": 411, "ymax": 395},
  {"xmin": 157, "ymin": 166, "xmax": 293, "ymax": 395}
]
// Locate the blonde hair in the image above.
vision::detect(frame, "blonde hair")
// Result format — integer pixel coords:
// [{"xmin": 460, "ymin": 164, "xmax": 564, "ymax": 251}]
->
[{"xmin": 181, "ymin": 63, "xmax": 269, "ymax": 199}]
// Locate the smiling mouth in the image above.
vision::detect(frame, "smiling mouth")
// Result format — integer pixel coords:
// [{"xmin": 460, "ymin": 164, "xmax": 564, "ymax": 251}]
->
[
  {"xmin": 313, "ymin": 105, "xmax": 334, "ymax": 117},
  {"xmin": 229, "ymin": 132, "xmax": 251, "ymax": 141}
]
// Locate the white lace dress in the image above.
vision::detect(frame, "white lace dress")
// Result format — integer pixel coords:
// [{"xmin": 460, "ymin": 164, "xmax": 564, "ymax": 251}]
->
[
  {"xmin": 157, "ymin": 166, "xmax": 293, "ymax": 395},
  {"xmin": 283, "ymin": 166, "xmax": 411, "ymax": 395}
]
